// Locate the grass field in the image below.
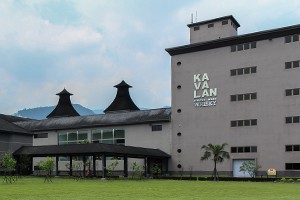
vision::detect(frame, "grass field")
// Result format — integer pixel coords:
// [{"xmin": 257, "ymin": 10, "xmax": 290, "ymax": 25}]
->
[{"xmin": 1, "ymin": 176, "xmax": 300, "ymax": 200}]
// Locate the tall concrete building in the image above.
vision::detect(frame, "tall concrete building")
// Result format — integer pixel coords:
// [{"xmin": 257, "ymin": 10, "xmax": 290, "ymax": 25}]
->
[{"xmin": 166, "ymin": 15, "xmax": 300, "ymax": 177}]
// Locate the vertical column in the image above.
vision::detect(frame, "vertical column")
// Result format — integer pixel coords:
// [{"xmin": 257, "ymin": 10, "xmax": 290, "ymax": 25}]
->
[
  {"xmin": 165, "ymin": 159, "xmax": 169, "ymax": 175},
  {"xmin": 102, "ymin": 154, "xmax": 106, "ymax": 178},
  {"xmin": 144, "ymin": 157, "xmax": 147, "ymax": 177},
  {"xmin": 55, "ymin": 156, "xmax": 59, "ymax": 176},
  {"xmin": 124, "ymin": 155, "xmax": 128, "ymax": 178},
  {"xmin": 70, "ymin": 156, "xmax": 73, "ymax": 176},
  {"xmin": 147, "ymin": 157, "xmax": 151, "ymax": 175},
  {"xmin": 93, "ymin": 155, "xmax": 96, "ymax": 177}
]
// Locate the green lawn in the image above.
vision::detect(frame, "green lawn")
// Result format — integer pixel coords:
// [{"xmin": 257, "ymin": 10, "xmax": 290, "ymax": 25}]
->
[{"xmin": 1, "ymin": 176, "xmax": 299, "ymax": 200}]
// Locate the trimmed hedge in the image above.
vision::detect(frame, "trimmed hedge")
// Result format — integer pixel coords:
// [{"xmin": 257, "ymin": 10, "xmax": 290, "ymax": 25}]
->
[{"xmin": 156, "ymin": 176, "xmax": 281, "ymax": 182}]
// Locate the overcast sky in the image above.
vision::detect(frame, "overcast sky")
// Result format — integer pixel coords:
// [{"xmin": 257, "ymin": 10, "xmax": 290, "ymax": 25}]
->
[{"xmin": 0, "ymin": 0, "xmax": 300, "ymax": 114}]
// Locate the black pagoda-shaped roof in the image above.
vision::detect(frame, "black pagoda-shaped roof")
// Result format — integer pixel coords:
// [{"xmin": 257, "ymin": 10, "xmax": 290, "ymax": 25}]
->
[
  {"xmin": 104, "ymin": 80, "xmax": 139, "ymax": 113},
  {"xmin": 47, "ymin": 88, "xmax": 80, "ymax": 118}
]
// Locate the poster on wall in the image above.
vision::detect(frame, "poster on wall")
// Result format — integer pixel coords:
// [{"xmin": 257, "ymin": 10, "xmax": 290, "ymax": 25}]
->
[{"xmin": 193, "ymin": 73, "xmax": 217, "ymax": 107}]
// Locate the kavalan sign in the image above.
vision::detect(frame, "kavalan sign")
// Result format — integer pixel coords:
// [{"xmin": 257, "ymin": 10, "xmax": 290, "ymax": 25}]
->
[{"xmin": 193, "ymin": 73, "xmax": 217, "ymax": 107}]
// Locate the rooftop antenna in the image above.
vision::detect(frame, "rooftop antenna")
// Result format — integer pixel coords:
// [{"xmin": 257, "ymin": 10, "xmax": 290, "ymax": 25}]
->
[
  {"xmin": 196, "ymin": 11, "xmax": 198, "ymax": 22},
  {"xmin": 191, "ymin": 13, "xmax": 193, "ymax": 23}
]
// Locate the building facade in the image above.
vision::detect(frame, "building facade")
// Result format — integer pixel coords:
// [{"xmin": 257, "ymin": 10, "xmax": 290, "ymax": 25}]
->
[{"xmin": 166, "ymin": 15, "xmax": 300, "ymax": 176}]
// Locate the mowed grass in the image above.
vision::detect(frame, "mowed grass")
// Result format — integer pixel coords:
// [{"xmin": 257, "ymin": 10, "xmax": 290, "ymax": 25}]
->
[{"xmin": 1, "ymin": 176, "xmax": 300, "ymax": 200}]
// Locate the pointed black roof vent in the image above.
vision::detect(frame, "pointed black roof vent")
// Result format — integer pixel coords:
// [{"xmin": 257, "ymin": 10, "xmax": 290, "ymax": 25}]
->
[
  {"xmin": 47, "ymin": 88, "xmax": 80, "ymax": 118},
  {"xmin": 104, "ymin": 80, "xmax": 140, "ymax": 113}
]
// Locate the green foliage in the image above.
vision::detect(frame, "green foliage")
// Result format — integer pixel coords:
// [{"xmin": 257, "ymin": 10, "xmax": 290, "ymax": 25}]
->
[
  {"xmin": 1, "ymin": 152, "xmax": 17, "ymax": 184},
  {"xmin": 287, "ymin": 178, "xmax": 294, "ymax": 182},
  {"xmin": 38, "ymin": 157, "xmax": 55, "ymax": 182},
  {"xmin": 151, "ymin": 163, "xmax": 162, "ymax": 177},
  {"xmin": 131, "ymin": 162, "xmax": 144, "ymax": 179},
  {"xmin": 280, "ymin": 177, "xmax": 286, "ymax": 182},
  {"xmin": 239, "ymin": 160, "xmax": 261, "ymax": 178},
  {"xmin": 200, "ymin": 143, "xmax": 230, "ymax": 181},
  {"xmin": 106, "ymin": 159, "xmax": 119, "ymax": 178}
]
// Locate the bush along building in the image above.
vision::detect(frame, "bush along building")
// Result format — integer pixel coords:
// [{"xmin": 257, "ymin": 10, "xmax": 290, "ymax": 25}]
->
[{"xmin": 2, "ymin": 15, "xmax": 300, "ymax": 177}]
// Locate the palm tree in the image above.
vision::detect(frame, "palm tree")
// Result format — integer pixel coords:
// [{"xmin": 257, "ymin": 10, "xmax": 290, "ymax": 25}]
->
[{"xmin": 201, "ymin": 143, "xmax": 230, "ymax": 181}]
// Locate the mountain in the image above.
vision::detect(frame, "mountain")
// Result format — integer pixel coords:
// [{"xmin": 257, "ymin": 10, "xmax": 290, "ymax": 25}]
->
[{"xmin": 15, "ymin": 104, "xmax": 95, "ymax": 120}]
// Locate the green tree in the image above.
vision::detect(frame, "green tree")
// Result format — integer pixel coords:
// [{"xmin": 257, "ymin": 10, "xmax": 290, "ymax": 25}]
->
[
  {"xmin": 131, "ymin": 162, "xmax": 144, "ymax": 179},
  {"xmin": 201, "ymin": 143, "xmax": 230, "ymax": 181},
  {"xmin": 106, "ymin": 159, "xmax": 119, "ymax": 178},
  {"xmin": 239, "ymin": 160, "xmax": 261, "ymax": 178},
  {"xmin": 1, "ymin": 152, "xmax": 17, "ymax": 184},
  {"xmin": 38, "ymin": 157, "xmax": 55, "ymax": 183}
]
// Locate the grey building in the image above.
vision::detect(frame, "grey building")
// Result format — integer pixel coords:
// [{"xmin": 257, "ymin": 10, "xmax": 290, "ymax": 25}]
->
[{"xmin": 166, "ymin": 15, "xmax": 300, "ymax": 177}]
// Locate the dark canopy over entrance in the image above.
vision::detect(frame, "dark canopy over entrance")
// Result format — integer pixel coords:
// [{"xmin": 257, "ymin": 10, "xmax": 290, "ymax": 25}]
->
[{"xmin": 14, "ymin": 143, "xmax": 170, "ymax": 178}]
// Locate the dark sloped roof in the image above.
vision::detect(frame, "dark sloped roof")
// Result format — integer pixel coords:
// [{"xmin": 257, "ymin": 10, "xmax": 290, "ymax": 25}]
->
[
  {"xmin": 166, "ymin": 23, "xmax": 300, "ymax": 56},
  {"xmin": 0, "ymin": 118, "xmax": 32, "ymax": 135},
  {"xmin": 47, "ymin": 88, "xmax": 80, "ymax": 118},
  {"xmin": 0, "ymin": 114, "xmax": 33, "ymax": 122},
  {"xmin": 15, "ymin": 108, "xmax": 171, "ymax": 132},
  {"xmin": 13, "ymin": 143, "xmax": 170, "ymax": 158},
  {"xmin": 104, "ymin": 80, "xmax": 140, "ymax": 113}
]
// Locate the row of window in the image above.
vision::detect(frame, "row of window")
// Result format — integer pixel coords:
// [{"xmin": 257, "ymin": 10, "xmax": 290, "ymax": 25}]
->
[
  {"xmin": 231, "ymin": 119, "xmax": 257, "ymax": 127},
  {"xmin": 286, "ymin": 88, "xmax": 300, "ymax": 96},
  {"xmin": 193, "ymin": 20, "xmax": 230, "ymax": 31},
  {"xmin": 286, "ymin": 145, "xmax": 300, "ymax": 152},
  {"xmin": 284, "ymin": 34, "xmax": 300, "ymax": 43},
  {"xmin": 231, "ymin": 146, "xmax": 257, "ymax": 153},
  {"xmin": 285, "ymin": 60, "xmax": 300, "ymax": 69},
  {"xmin": 286, "ymin": 163, "xmax": 300, "ymax": 170},
  {"xmin": 230, "ymin": 66, "xmax": 257, "ymax": 76},
  {"xmin": 231, "ymin": 42, "xmax": 256, "ymax": 52},
  {"xmin": 285, "ymin": 116, "xmax": 300, "ymax": 124},
  {"xmin": 230, "ymin": 93, "xmax": 257, "ymax": 102}
]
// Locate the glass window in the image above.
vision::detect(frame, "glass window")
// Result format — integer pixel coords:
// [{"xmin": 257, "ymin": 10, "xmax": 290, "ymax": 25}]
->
[
  {"xmin": 237, "ymin": 147, "xmax": 244, "ymax": 153},
  {"xmin": 238, "ymin": 120, "xmax": 244, "ymax": 127},
  {"xmin": 244, "ymin": 43, "xmax": 250, "ymax": 50},
  {"xmin": 237, "ymin": 94, "xmax": 243, "ymax": 101},
  {"xmin": 231, "ymin": 121, "xmax": 237, "ymax": 127},
  {"xmin": 237, "ymin": 68, "xmax": 243, "ymax": 75},
  {"xmin": 78, "ymin": 131, "xmax": 88, "ymax": 141},
  {"xmin": 244, "ymin": 67, "xmax": 250, "ymax": 74},
  {"xmin": 114, "ymin": 129, "xmax": 125, "ymax": 138},
  {"xmin": 251, "ymin": 146, "xmax": 257, "ymax": 152},
  {"xmin": 251, "ymin": 93, "xmax": 257, "ymax": 100},
  {"xmin": 102, "ymin": 140, "xmax": 114, "ymax": 144},
  {"xmin": 230, "ymin": 95, "xmax": 237, "ymax": 102},
  {"xmin": 230, "ymin": 69, "xmax": 237, "ymax": 76},
  {"xmin": 231, "ymin": 147, "xmax": 237, "ymax": 153},
  {"xmin": 286, "ymin": 145, "xmax": 293, "ymax": 151},
  {"xmin": 293, "ymin": 61, "xmax": 299, "ymax": 68},
  {"xmin": 285, "ymin": 36, "xmax": 291, "ymax": 43},
  {"xmin": 294, "ymin": 145, "xmax": 300, "ymax": 151},
  {"xmin": 250, "ymin": 41, "xmax": 256, "ymax": 48},
  {"xmin": 102, "ymin": 130, "xmax": 113, "ymax": 139},
  {"xmin": 292, "ymin": 34, "xmax": 299, "ymax": 42},
  {"xmin": 151, "ymin": 125, "xmax": 162, "ymax": 131},
  {"xmin": 237, "ymin": 44, "xmax": 243, "ymax": 51},
  {"xmin": 208, "ymin": 23, "xmax": 214, "ymax": 28},
  {"xmin": 231, "ymin": 46, "xmax": 236, "ymax": 52},
  {"xmin": 222, "ymin": 20, "xmax": 228, "ymax": 25},
  {"xmin": 244, "ymin": 120, "xmax": 250, "ymax": 126},
  {"xmin": 293, "ymin": 116, "xmax": 300, "ymax": 123},
  {"xmin": 194, "ymin": 26, "xmax": 199, "ymax": 31},
  {"xmin": 286, "ymin": 117, "xmax": 292, "ymax": 124},
  {"xmin": 68, "ymin": 132, "xmax": 77, "ymax": 141},
  {"xmin": 244, "ymin": 93, "xmax": 250, "ymax": 100},
  {"xmin": 244, "ymin": 146, "xmax": 250, "ymax": 152},
  {"xmin": 294, "ymin": 89, "xmax": 300, "ymax": 96},
  {"xmin": 92, "ymin": 131, "xmax": 102, "ymax": 141},
  {"xmin": 285, "ymin": 62, "xmax": 292, "ymax": 69},
  {"xmin": 251, "ymin": 119, "xmax": 257, "ymax": 126},
  {"xmin": 250, "ymin": 66, "xmax": 257, "ymax": 74},
  {"xmin": 286, "ymin": 89, "xmax": 292, "ymax": 96}
]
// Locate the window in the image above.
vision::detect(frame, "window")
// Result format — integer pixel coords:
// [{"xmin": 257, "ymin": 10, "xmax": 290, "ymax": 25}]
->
[
  {"xmin": 152, "ymin": 124, "xmax": 162, "ymax": 132},
  {"xmin": 177, "ymin": 132, "xmax": 182, "ymax": 136},
  {"xmin": 222, "ymin": 20, "xmax": 228, "ymax": 25},
  {"xmin": 58, "ymin": 131, "xmax": 88, "ymax": 145},
  {"xmin": 285, "ymin": 60, "xmax": 300, "ymax": 69},
  {"xmin": 285, "ymin": 89, "xmax": 293, "ymax": 96},
  {"xmin": 230, "ymin": 66, "xmax": 257, "ymax": 76},
  {"xmin": 231, "ymin": 42, "xmax": 257, "ymax": 52},
  {"xmin": 177, "ymin": 85, "xmax": 181, "ymax": 89},
  {"xmin": 208, "ymin": 23, "xmax": 214, "ymax": 28},
  {"xmin": 231, "ymin": 146, "xmax": 257, "ymax": 153},
  {"xmin": 91, "ymin": 129, "xmax": 125, "ymax": 145},
  {"xmin": 177, "ymin": 109, "xmax": 182, "ymax": 113},
  {"xmin": 34, "ymin": 133, "xmax": 48, "ymax": 139},
  {"xmin": 286, "ymin": 145, "xmax": 293, "ymax": 152},
  {"xmin": 177, "ymin": 149, "xmax": 182, "ymax": 153},
  {"xmin": 231, "ymin": 119, "xmax": 257, "ymax": 127},
  {"xmin": 286, "ymin": 116, "xmax": 300, "ymax": 124},
  {"xmin": 286, "ymin": 163, "xmax": 300, "ymax": 170},
  {"xmin": 230, "ymin": 92, "xmax": 257, "ymax": 102},
  {"xmin": 194, "ymin": 26, "xmax": 199, "ymax": 31},
  {"xmin": 285, "ymin": 34, "xmax": 300, "ymax": 43},
  {"xmin": 177, "ymin": 62, "xmax": 181, "ymax": 66}
]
